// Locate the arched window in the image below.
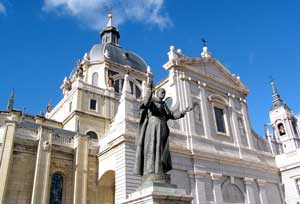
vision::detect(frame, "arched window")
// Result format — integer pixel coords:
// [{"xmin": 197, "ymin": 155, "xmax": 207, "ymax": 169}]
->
[
  {"xmin": 222, "ymin": 180, "xmax": 244, "ymax": 203},
  {"xmin": 92, "ymin": 72, "xmax": 99, "ymax": 86},
  {"xmin": 277, "ymin": 123, "xmax": 286, "ymax": 136},
  {"xmin": 49, "ymin": 173, "xmax": 63, "ymax": 204},
  {"xmin": 86, "ymin": 131, "xmax": 98, "ymax": 140}
]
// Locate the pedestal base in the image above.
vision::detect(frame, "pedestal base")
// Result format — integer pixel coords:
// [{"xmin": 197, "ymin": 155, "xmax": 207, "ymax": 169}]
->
[{"xmin": 122, "ymin": 181, "xmax": 193, "ymax": 204}]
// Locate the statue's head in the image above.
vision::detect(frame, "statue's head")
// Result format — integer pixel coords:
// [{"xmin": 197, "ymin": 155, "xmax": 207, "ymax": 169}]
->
[{"xmin": 156, "ymin": 88, "xmax": 166, "ymax": 100}]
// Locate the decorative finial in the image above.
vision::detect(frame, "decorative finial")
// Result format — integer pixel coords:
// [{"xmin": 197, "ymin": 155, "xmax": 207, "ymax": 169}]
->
[
  {"xmin": 202, "ymin": 38, "xmax": 207, "ymax": 47},
  {"xmin": 21, "ymin": 107, "xmax": 26, "ymax": 120},
  {"xmin": 108, "ymin": 11, "xmax": 112, "ymax": 19},
  {"xmin": 46, "ymin": 101, "xmax": 52, "ymax": 113},
  {"xmin": 147, "ymin": 66, "xmax": 152, "ymax": 74},
  {"xmin": 106, "ymin": 10, "xmax": 113, "ymax": 27},
  {"xmin": 7, "ymin": 89, "xmax": 15, "ymax": 111},
  {"xmin": 201, "ymin": 38, "xmax": 212, "ymax": 58},
  {"xmin": 269, "ymin": 76, "xmax": 277, "ymax": 95},
  {"xmin": 22, "ymin": 107, "xmax": 26, "ymax": 116},
  {"xmin": 271, "ymin": 80, "xmax": 277, "ymax": 95}
]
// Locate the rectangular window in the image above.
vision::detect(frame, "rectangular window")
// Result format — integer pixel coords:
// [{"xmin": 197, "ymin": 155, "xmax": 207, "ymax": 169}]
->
[
  {"xmin": 214, "ymin": 107, "xmax": 226, "ymax": 133},
  {"xmin": 114, "ymin": 80, "xmax": 119, "ymax": 93},
  {"xmin": 129, "ymin": 81, "xmax": 134, "ymax": 94},
  {"xmin": 69, "ymin": 101, "xmax": 72, "ymax": 113},
  {"xmin": 90, "ymin": 99, "xmax": 97, "ymax": 111}
]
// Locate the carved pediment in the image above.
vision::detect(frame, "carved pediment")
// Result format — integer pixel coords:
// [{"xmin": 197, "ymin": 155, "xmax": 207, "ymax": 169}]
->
[{"xmin": 180, "ymin": 58, "xmax": 249, "ymax": 94}]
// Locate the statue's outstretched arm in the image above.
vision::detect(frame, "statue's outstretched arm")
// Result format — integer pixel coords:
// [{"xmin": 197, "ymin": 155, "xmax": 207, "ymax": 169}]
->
[
  {"xmin": 143, "ymin": 77, "xmax": 153, "ymax": 107},
  {"xmin": 169, "ymin": 106, "xmax": 194, "ymax": 120}
]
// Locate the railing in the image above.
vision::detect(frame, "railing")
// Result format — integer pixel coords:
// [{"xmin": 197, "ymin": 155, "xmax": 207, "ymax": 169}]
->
[
  {"xmin": 52, "ymin": 134, "xmax": 73, "ymax": 145},
  {"xmin": 80, "ymin": 82, "xmax": 106, "ymax": 95}
]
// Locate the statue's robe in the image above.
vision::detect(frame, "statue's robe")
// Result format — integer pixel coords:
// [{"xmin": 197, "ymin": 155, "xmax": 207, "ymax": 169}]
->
[{"xmin": 134, "ymin": 96, "xmax": 184, "ymax": 176}]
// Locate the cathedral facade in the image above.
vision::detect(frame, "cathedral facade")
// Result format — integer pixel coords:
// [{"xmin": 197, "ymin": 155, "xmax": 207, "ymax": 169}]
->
[{"xmin": 0, "ymin": 13, "xmax": 299, "ymax": 204}]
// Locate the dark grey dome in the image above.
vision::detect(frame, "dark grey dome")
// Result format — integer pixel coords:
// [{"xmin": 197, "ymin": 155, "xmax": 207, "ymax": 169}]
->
[{"xmin": 89, "ymin": 43, "xmax": 148, "ymax": 73}]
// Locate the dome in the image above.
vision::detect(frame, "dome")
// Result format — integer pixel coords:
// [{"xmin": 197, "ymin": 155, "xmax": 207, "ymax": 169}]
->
[{"xmin": 89, "ymin": 43, "xmax": 148, "ymax": 73}]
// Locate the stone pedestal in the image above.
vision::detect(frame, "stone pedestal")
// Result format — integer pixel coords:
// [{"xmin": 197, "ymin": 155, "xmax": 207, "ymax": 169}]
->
[{"xmin": 122, "ymin": 179, "xmax": 193, "ymax": 204}]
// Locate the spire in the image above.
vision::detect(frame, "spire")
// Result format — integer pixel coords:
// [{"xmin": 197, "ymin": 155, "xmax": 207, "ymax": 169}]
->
[
  {"xmin": 100, "ymin": 11, "xmax": 120, "ymax": 45},
  {"xmin": 270, "ymin": 80, "xmax": 286, "ymax": 110},
  {"xmin": 7, "ymin": 89, "xmax": 14, "ymax": 111},
  {"xmin": 106, "ymin": 12, "xmax": 113, "ymax": 27}
]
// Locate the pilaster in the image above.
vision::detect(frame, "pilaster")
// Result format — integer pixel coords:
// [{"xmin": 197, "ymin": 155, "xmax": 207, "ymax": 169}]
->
[
  {"xmin": 241, "ymin": 102, "xmax": 254, "ymax": 149},
  {"xmin": 31, "ymin": 127, "xmax": 53, "ymax": 204},
  {"xmin": 73, "ymin": 135, "xmax": 88, "ymax": 204},
  {"xmin": 189, "ymin": 170, "xmax": 208, "ymax": 204},
  {"xmin": 200, "ymin": 87, "xmax": 212, "ymax": 139},
  {"xmin": 228, "ymin": 96, "xmax": 242, "ymax": 158},
  {"xmin": 0, "ymin": 119, "xmax": 17, "ymax": 204},
  {"xmin": 257, "ymin": 179, "xmax": 269, "ymax": 204},
  {"xmin": 210, "ymin": 173, "xmax": 223, "ymax": 204},
  {"xmin": 244, "ymin": 177, "xmax": 257, "ymax": 204}
]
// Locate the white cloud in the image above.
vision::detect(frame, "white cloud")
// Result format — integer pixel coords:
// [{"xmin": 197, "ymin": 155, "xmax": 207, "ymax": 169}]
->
[
  {"xmin": 0, "ymin": 2, "xmax": 6, "ymax": 15},
  {"xmin": 43, "ymin": 0, "xmax": 171, "ymax": 30}
]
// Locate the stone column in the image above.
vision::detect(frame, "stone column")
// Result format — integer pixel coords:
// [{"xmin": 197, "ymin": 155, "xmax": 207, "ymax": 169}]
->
[
  {"xmin": 211, "ymin": 173, "xmax": 223, "ymax": 204},
  {"xmin": 73, "ymin": 135, "xmax": 88, "ymax": 204},
  {"xmin": 189, "ymin": 170, "xmax": 208, "ymax": 204},
  {"xmin": 257, "ymin": 179, "xmax": 269, "ymax": 204},
  {"xmin": 244, "ymin": 177, "xmax": 257, "ymax": 204},
  {"xmin": 0, "ymin": 118, "xmax": 18, "ymax": 204},
  {"xmin": 31, "ymin": 127, "xmax": 53, "ymax": 204}
]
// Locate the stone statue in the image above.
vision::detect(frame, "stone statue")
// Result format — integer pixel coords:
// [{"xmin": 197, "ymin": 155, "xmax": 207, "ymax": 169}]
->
[
  {"xmin": 75, "ymin": 60, "xmax": 84, "ymax": 78},
  {"xmin": 134, "ymin": 77, "xmax": 193, "ymax": 182}
]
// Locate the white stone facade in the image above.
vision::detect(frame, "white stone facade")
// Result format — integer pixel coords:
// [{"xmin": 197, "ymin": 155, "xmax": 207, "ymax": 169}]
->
[{"xmin": 0, "ymin": 14, "xmax": 291, "ymax": 204}]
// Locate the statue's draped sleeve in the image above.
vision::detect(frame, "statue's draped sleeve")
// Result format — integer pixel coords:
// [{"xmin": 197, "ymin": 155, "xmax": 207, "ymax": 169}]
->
[{"xmin": 165, "ymin": 104, "xmax": 186, "ymax": 120}]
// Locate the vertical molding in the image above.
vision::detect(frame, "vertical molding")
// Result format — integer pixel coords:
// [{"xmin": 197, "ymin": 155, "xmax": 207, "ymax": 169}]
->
[
  {"xmin": 244, "ymin": 177, "xmax": 257, "ymax": 204},
  {"xmin": 211, "ymin": 173, "xmax": 224, "ymax": 204},
  {"xmin": 189, "ymin": 170, "xmax": 208, "ymax": 204},
  {"xmin": 200, "ymin": 88, "xmax": 212, "ymax": 139},
  {"xmin": 73, "ymin": 135, "xmax": 88, "ymax": 204},
  {"xmin": 0, "ymin": 121, "xmax": 17, "ymax": 204},
  {"xmin": 115, "ymin": 144, "xmax": 126, "ymax": 203},
  {"xmin": 241, "ymin": 102, "xmax": 254, "ymax": 149},
  {"xmin": 257, "ymin": 179, "xmax": 269, "ymax": 204},
  {"xmin": 31, "ymin": 127, "xmax": 52, "ymax": 204},
  {"xmin": 277, "ymin": 183, "xmax": 285, "ymax": 204},
  {"xmin": 182, "ymin": 76, "xmax": 193, "ymax": 150},
  {"xmin": 228, "ymin": 97, "xmax": 243, "ymax": 158}
]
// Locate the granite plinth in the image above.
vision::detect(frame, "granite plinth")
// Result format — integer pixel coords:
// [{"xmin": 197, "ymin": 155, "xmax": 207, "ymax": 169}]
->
[{"xmin": 122, "ymin": 181, "xmax": 193, "ymax": 204}]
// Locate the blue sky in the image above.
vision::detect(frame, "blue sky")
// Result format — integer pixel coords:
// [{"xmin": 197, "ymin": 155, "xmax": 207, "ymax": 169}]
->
[{"xmin": 0, "ymin": 0, "xmax": 299, "ymax": 135}]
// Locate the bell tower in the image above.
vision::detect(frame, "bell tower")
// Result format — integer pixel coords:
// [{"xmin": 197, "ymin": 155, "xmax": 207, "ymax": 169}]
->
[
  {"xmin": 269, "ymin": 81, "xmax": 300, "ymax": 153},
  {"xmin": 100, "ymin": 12, "xmax": 120, "ymax": 45}
]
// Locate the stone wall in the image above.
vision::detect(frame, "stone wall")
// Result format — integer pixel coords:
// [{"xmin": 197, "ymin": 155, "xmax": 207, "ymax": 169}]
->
[{"xmin": 4, "ymin": 144, "xmax": 36, "ymax": 204}]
